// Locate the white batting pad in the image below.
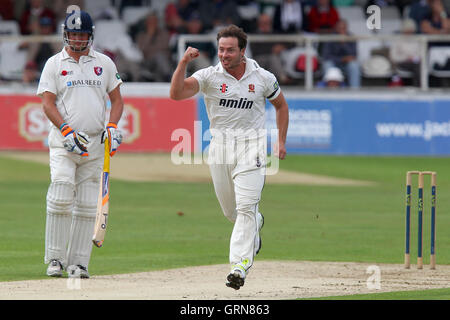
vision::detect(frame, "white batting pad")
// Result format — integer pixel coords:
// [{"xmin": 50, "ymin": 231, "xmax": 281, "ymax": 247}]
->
[
  {"xmin": 66, "ymin": 179, "xmax": 99, "ymax": 268},
  {"xmin": 45, "ymin": 181, "xmax": 75, "ymax": 266}
]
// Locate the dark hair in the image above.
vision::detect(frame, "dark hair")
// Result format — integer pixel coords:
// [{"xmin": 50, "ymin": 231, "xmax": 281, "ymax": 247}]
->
[{"xmin": 216, "ymin": 24, "xmax": 247, "ymax": 50}]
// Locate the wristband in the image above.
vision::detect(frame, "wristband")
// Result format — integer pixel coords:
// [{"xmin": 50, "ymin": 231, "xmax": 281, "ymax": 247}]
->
[{"xmin": 60, "ymin": 123, "xmax": 73, "ymax": 137}]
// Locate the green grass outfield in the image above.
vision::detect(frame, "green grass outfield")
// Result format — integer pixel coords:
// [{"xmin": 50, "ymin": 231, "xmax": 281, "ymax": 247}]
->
[
  {"xmin": 305, "ymin": 287, "xmax": 450, "ymax": 300},
  {"xmin": 1, "ymin": 154, "xmax": 449, "ymax": 299}
]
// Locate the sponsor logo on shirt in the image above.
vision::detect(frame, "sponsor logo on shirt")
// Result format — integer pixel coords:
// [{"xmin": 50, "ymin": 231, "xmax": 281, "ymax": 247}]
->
[
  {"xmin": 60, "ymin": 70, "xmax": 73, "ymax": 76},
  {"xmin": 220, "ymin": 83, "xmax": 228, "ymax": 93},
  {"xmin": 219, "ymin": 98, "xmax": 253, "ymax": 109},
  {"xmin": 248, "ymin": 84, "xmax": 255, "ymax": 93},
  {"xmin": 66, "ymin": 79, "xmax": 102, "ymax": 87},
  {"xmin": 273, "ymin": 81, "xmax": 279, "ymax": 91}
]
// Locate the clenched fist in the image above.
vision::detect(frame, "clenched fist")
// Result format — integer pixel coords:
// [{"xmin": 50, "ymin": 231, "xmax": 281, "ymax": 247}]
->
[{"xmin": 182, "ymin": 46, "xmax": 200, "ymax": 64}]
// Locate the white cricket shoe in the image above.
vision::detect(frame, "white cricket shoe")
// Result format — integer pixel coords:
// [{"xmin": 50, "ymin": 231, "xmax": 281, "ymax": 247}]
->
[
  {"xmin": 255, "ymin": 212, "xmax": 264, "ymax": 255},
  {"xmin": 46, "ymin": 259, "xmax": 64, "ymax": 277},
  {"xmin": 67, "ymin": 265, "xmax": 90, "ymax": 279},
  {"xmin": 226, "ymin": 262, "xmax": 248, "ymax": 290}
]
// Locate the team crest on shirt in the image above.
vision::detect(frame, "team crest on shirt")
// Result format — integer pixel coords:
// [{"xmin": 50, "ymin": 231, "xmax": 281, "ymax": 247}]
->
[
  {"xmin": 219, "ymin": 83, "xmax": 228, "ymax": 93},
  {"xmin": 248, "ymin": 84, "xmax": 255, "ymax": 93},
  {"xmin": 94, "ymin": 66, "xmax": 103, "ymax": 76}
]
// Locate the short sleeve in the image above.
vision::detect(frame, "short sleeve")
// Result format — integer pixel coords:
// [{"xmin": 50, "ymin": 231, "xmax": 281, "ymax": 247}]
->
[
  {"xmin": 191, "ymin": 67, "xmax": 211, "ymax": 93},
  {"xmin": 262, "ymin": 70, "xmax": 281, "ymax": 101},
  {"xmin": 36, "ymin": 57, "xmax": 57, "ymax": 97},
  {"xmin": 105, "ymin": 56, "xmax": 123, "ymax": 93}
]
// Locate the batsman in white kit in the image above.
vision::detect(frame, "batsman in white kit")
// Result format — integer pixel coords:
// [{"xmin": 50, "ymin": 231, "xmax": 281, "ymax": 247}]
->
[
  {"xmin": 170, "ymin": 25, "xmax": 289, "ymax": 290},
  {"xmin": 37, "ymin": 10, "xmax": 124, "ymax": 278}
]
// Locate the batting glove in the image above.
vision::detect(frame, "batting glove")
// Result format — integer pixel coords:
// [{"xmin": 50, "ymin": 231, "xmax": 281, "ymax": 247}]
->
[
  {"xmin": 60, "ymin": 123, "xmax": 90, "ymax": 157},
  {"xmin": 102, "ymin": 122, "xmax": 123, "ymax": 156}
]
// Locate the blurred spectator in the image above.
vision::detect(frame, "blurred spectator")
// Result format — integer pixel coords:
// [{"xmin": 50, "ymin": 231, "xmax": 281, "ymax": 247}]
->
[
  {"xmin": 166, "ymin": 0, "xmax": 198, "ymax": 22},
  {"xmin": 23, "ymin": 16, "xmax": 60, "ymax": 72},
  {"xmin": 307, "ymin": 0, "xmax": 340, "ymax": 33},
  {"xmin": 22, "ymin": 60, "xmax": 39, "ymax": 84},
  {"xmin": 316, "ymin": 66, "xmax": 346, "ymax": 87},
  {"xmin": 234, "ymin": 0, "xmax": 261, "ymax": 32},
  {"xmin": 396, "ymin": 0, "xmax": 416, "ymax": 17},
  {"xmin": 94, "ymin": 18, "xmax": 144, "ymax": 82},
  {"xmin": 183, "ymin": 12, "xmax": 216, "ymax": 76},
  {"xmin": 273, "ymin": 0, "xmax": 305, "ymax": 34},
  {"xmin": 0, "ymin": 0, "xmax": 14, "ymax": 20},
  {"xmin": 136, "ymin": 12, "xmax": 173, "ymax": 82},
  {"xmin": 119, "ymin": 0, "xmax": 151, "ymax": 17},
  {"xmin": 389, "ymin": 18, "xmax": 421, "ymax": 86},
  {"xmin": 20, "ymin": 0, "xmax": 56, "ymax": 35},
  {"xmin": 165, "ymin": 0, "xmax": 198, "ymax": 37},
  {"xmin": 13, "ymin": 0, "xmax": 27, "ymax": 21},
  {"xmin": 197, "ymin": 0, "xmax": 241, "ymax": 32},
  {"xmin": 321, "ymin": 19, "xmax": 361, "ymax": 88},
  {"xmin": 420, "ymin": 0, "xmax": 450, "ymax": 35},
  {"xmin": 250, "ymin": 13, "xmax": 293, "ymax": 84},
  {"xmin": 420, "ymin": 0, "xmax": 450, "ymax": 48},
  {"xmin": 409, "ymin": 0, "xmax": 432, "ymax": 32},
  {"xmin": 128, "ymin": 14, "xmax": 148, "ymax": 42},
  {"xmin": 332, "ymin": 0, "xmax": 355, "ymax": 6}
]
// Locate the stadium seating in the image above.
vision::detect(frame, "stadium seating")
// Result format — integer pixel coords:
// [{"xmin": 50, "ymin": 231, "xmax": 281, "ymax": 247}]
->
[
  {"xmin": 380, "ymin": 6, "xmax": 401, "ymax": 20},
  {"xmin": 93, "ymin": 20, "xmax": 143, "ymax": 62},
  {"xmin": 0, "ymin": 1, "xmax": 441, "ymax": 88},
  {"xmin": 336, "ymin": 6, "xmax": 370, "ymax": 36},
  {"xmin": 0, "ymin": 20, "xmax": 19, "ymax": 35},
  {"xmin": 280, "ymin": 46, "xmax": 321, "ymax": 80},
  {"xmin": 338, "ymin": 6, "xmax": 401, "ymax": 79},
  {"xmin": 0, "ymin": 21, "xmax": 27, "ymax": 81},
  {"xmin": 122, "ymin": 6, "xmax": 152, "ymax": 26},
  {"xmin": 84, "ymin": 0, "xmax": 119, "ymax": 20},
  {"xmin": 377, "ymin": 19, "xmax": 402, "ymax": 34},
  {"xmin": 429, "ymin": 46, "xmax": 450, "ymax": 78},
  {"xmin": 378, "ymin": 6, "xmax": 402, "ymax": 34}
]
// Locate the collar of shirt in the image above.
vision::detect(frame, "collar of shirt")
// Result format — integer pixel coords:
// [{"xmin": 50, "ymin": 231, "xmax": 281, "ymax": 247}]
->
[
  {"xmin": 216, "ymin": 56, "xmax": 259, "ymax": 80},
  {"xmin": 61, "ymin": 47, "xmax": 96, "ymax": 62}
]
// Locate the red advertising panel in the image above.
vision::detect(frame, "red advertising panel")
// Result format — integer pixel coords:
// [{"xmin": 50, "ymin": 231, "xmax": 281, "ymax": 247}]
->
[{"xmin": 0, "ymin": 95, "xmax": 196, "ymax": 152}]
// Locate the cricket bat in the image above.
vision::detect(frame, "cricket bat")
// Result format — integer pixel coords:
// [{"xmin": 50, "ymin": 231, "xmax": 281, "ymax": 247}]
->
[{"xmin": 92, "ymin": 136, "xmax": 111, "ymax": 248}]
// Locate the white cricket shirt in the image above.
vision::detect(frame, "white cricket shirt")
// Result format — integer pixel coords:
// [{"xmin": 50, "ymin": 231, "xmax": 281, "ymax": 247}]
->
[
  {"xmin": 37, "ymin": 47, "xmax": 122, "ymax": 135},
  {"xmin": 192, "ymin": 57, "xmax": 280, "ymax": 135}
]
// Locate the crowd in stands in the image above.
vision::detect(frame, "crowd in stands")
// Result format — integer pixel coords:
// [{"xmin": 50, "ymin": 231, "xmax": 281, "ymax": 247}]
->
[{"xmin": 1, "ymin": 0, "xmax": 450, "ymax": 88}]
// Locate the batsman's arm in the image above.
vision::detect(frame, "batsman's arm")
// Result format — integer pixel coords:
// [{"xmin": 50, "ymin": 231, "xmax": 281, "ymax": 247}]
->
[
  {"xmin": 269, "ymin": 91, "xmax": 289, "ymax": 160},
  {"xmin": 108, "ymin": 85, "xmax": 124, "ymax": 125},
  {"xmin": 170, "ymin": 47, "xmax": 200, "ymax": 101},
  {"xmin": 42, "ymin": 91, "xmax": 65, "ymax": 129}
]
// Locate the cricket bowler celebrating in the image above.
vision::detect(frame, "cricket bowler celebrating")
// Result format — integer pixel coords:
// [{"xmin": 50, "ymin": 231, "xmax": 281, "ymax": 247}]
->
[
  {"xmin": 170, "ymin": 25, "xmax": 289, "ymax": 290},
  {"xmin": 37, "ymin": 9, "xmax": 124, "ymax": 278}
]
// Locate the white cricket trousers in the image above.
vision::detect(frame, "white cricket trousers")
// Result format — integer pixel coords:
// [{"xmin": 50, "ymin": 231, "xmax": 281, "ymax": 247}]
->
[
  {"xmin": 208, "ymin": 134, "xmax": 266, "ymax": 272},
  {"xmin": 45, "ymin": 127, "xmax": 104, "ymax": 269}
]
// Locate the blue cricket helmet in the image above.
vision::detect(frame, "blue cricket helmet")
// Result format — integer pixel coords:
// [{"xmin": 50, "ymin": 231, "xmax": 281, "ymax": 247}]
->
[{"xmin": 62, "ymin": 10, "xmax": 95, "ymax": 52}]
